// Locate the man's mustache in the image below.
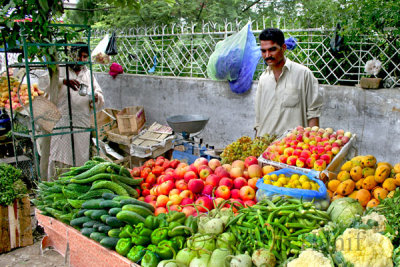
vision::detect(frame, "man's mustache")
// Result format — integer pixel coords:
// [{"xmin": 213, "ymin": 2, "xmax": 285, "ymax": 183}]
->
[{"xmin": 265, "ymin": 57, "xmax": 275, "ymax": 61}]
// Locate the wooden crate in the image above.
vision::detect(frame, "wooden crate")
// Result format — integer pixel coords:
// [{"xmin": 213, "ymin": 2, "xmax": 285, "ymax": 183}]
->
[
  {"xmin": 106, "ymin": 128, "xmax": 135, "ymax": 146},
  {"xmin": 116, "ymin": 106, "xmax": 145, "ymax": 135},
  {"xmin": 0, "ymin": 196, "xmax": 33, "ymax": 253}
]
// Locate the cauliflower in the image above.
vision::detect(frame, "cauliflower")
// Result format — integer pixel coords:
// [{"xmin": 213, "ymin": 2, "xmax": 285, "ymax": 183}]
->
[
  {"xmin": 287, "ymin": 249, "xmax": 331, "ymax": 267},
  {"xmin": 335, "ymin": 228, "xmax": 393, "ymax": 267},
  {"xmin": 361, "ymin": 212, "xmax": 387, "ymax": 232}
]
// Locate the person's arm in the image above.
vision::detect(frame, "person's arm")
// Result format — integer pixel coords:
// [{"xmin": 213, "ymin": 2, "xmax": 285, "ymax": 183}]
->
[
  {"xmin": 254, "ymin": 77, "xmax": 263, "ymax": 137},
  {"xmin": 308, "ymin": 117, "xmax": 319, "ymax": 127}
]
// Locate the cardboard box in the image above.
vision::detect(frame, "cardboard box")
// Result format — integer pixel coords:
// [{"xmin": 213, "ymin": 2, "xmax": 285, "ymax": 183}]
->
[
  {"xmin": 116, "ymin": 106, "xmax": 146, "ymax": 135},
  {"xmin": 91, "ymin": 108, "xmax": 120, "ymax": 140}
]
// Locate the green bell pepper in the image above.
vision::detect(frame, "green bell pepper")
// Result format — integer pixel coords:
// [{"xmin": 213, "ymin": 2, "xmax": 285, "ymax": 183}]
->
[
  {"xmin": 126, "ymin": 245, "xmax": 145, "ymax": 263},
  {"xmin": 131, "ymin": 233, "xmax": 151, "ymax": 246},
  {"xmin": 134, "ymin": 223, "xmax": 153, "ymax": 237},
  {"xmin": 141, "ymin": 250, "xmax": 159, "ymax": 267},
  {"xmin": 146, "ymin": 244, "xmax": 158, "ymax": 252},
  {"xmin": 170, "ymin": 236, "xmax": 186, "ymax": 250},
  {"xmin": 131, "ymin": 222, "xmax": 152, "ymax": 245},
  {"xmin": 144, "ymin": 215, "xmax": 160, "ymax": 230},
  {"xmin": 115, "ymin": 238, "xmax": 132, "ymax": 256},
  {"xmin": 151, "ymin": 228, "xmax": 168, "ymax": 245},
  {"xmin": 158, "ymin": 213, "xmax": 168, "ymax": 227},
  {"xmin": 168, "ymin": 221, "xmax": 186, "ymax": 237},
  {"xmin": 119, "ymin": 225, "xmax": 135, "ymax": 238},
  {"xmin": 155, "ymin": 240, "xmax": 176, "ymax": 260}
]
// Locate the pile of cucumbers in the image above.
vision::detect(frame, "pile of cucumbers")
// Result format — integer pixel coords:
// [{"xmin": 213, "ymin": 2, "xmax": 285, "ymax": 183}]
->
[{"xmin": 70, "ymin": 193, "xmax": 155, "ymax": 250}]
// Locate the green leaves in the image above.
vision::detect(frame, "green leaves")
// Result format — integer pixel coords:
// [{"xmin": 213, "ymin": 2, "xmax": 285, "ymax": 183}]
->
[{"xmin": 0, "ymin": 163, "xmax": 26, "ymax": 206}]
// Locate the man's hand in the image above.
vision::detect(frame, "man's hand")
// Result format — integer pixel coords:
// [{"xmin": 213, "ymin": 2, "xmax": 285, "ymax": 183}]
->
[
  {"xmin": 63, "ymin": 79, "xmax": 80, "ymax": 91},
  {"xmin": 308, "ymin": 117, "xmax": 319, "ymax": 127}
]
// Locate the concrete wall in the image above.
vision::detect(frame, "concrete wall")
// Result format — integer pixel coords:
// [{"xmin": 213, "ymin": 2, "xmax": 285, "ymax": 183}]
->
[{"xmin": 95, "ymin": 73, "xmax": 400, "ymax": 164}]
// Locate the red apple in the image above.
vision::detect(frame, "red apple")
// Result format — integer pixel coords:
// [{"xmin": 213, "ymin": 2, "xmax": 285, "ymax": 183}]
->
[
  {"xmin": 300, "ymin": 150, "xmax": 311, "ymax": 159},
  {"xmin": 244, "ymin": 200, "xmax": 256, "ymax": 207},
  {"xmin": 215, "ymin": 185, "xmax": 231, "ymax": 200},
  {"xmin": 167, "ymin": 194, "xmax": 182, "ymax": 206},
  {"xmin": 198, "ymin": 165, "xmax": 212, "ymax": 180},
  {"xmin": 208, "ymin": 158, "xmax": 221, "ymax": 171},
  {"xmin": 222, "ymin": 164, "xmax": 232, "ymax": 172},
  {"xmin": 169, "ymin": 204, "xmax": 182, "ymax": 212},
  {"xmin": 169, "ymin": 188, "xmax": 181, "ymax": 196},
  {"xmin": 248, "ymin": 177, "xmax": 258, "ymax": 189},
  {"xmin": 142, "ymin": 189, "xmax": 150, "ymax": 197},
  {"xmin": 279, "ymin": 155, "xmax": 288, "ymax": 163},
  {"xmin": 202, "ymin": 184, "xmax": 214, "ymax": 196},
  {"xmin": 229, "ymin": 167, "xmax": 243, "ymax": 179},
  {"xmin": 182, "ymin": 206, "xmax": 197, "ymax": 217},
  {"xmin": 248, "ymin": 164, "xmax": 262, "ymax": 178},
  {"xmin": 175, "ymin": 179, "xmax": 188, "ymax": 191},
  {"xmin": 188, "ymin": 164, "xmax": 198, "ymax": 175},
  {"xmin": 306, "ymin": 157, "xmax": 316, "ymax": 168},
  {"xmin": 183, "ymin": 171, "xmax": 198, "ymax": 183},
  {"xmin": 233, "ymin": 177, "xmax": 247, "ymax": 189},
  {"xmin": 320, "ymin": 154, "xmax": 332, "ymax": 165},
  {"xmin": 239, "ymin": 186, "xmax": 256, "ymax": 200},
  {"xmin": 155, "ymin": 207, "xmax": 167, "ymax": 216},
  {"xmin": 188, "ymin": 179, "xmax": 204, "ymax": 194},
  {"xmin": 181, "ymin": 198, "xmax": 194, "ymax": 206},
  {"xmin": 286, "ymin": 155, "xmax": 298, "ymax": 166},
  {"xmin": 243, "ymin": 170, "xmax": 249, "ymax": 179},
  {"xmin": 231, "ymin": 188, "xmax": 240, "ymax": 199},
  {"xmin": 283, "ymin": 147, "xmax": 294, "ymax": 157},
  {"xmin": 130, "ymin": 167, "xmax": 141, "ymax": 177},
  {"xmin": 214, "ymin": 166, "xmax": 229, "ymax": 179},
  {"xmin": 158, "ymin": 180, "xmax": 174, "ymax": 195},
  {"xmin": 180, "ymin": 190, "xmax": 194, "ymax": 200},
  {"xmin": 193, "ymin": 157, "xmax": 208, "ymax": 170},
  {"xmin": 205, "ymin": 174, "xmax": 221, "ymax": 187},
  {"xmin": 244, "ymin": 156, "xmax": 258, "ymax": 168},
  {"xmin": 313, "ymin": 159, "xmax": 327, "ymax": 171},
  {"xmin": 213, "ymin": 197, "xmax": 225, "ymax": 208},
  {"xmin": 195, "ymin": 196, "xmax": 213, "ymax": 212},
  {"xmin": 219, "ymin": 177, "xmax": 233, "ymax": 189},
  {"xmin": 332, "ymin": 146, "xmax": 340, "ymax": 155},
  {"xmin": 231, "ymin": 160, "xmax": 245, "ymax": 171},
  {"xmin": 296, "ymin": 157, "xmax": 307, "ymax": 168},
  {"xmin": 174, "ymin": 167, "xmax": 187, "ymax": 180},
  {"xmin": 156, "ymin": 195, "xmax": 169, "ymax": 207},
  {"xmin": 144, "ymin": 195, "xmax": 157, "ymax": 203}
]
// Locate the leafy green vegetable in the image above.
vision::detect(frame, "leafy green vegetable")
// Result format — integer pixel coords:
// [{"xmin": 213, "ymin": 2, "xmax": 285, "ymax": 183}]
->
[
  {"xmin": 0, "ymin": 163, "xmax": 27, "ymax": 206},
  {"xmin": 327, "ymin": 197, "xmax": 363, "ymax": 227}
]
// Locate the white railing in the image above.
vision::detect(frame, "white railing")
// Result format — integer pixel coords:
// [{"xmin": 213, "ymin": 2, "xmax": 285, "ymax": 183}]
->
[{"xmin": 91, "ymin": 20, "xmax": 399, "ymax": 88}]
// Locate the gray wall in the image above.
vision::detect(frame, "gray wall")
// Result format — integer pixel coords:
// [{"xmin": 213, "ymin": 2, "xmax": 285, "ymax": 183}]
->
[{"xmin": 95, "ymin": 73, "xmax": 400, "ymax": 164}]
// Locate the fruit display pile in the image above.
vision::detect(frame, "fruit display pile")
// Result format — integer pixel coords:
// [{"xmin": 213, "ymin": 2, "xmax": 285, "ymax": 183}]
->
[
  {"xmin": 327, "ymin": 155, "xmax": 400, "ymax": 208},
  {"xmin": 134, "ymin": 156, "xmax": 263, "ymax": 216},
  {"xmin": 262, "ymin": 171, "xmax": 320, "ymax": 190},
  {"xmin": 263, "ymin": 126, "xmax": 353, "ymax": 171},
  {"xmin": 0, "ymin": 76, "xmax": 45, "ymax": 109},
  {"xmin": 220, "ymin": 134, "xmax": 276, "ymax": 164}
]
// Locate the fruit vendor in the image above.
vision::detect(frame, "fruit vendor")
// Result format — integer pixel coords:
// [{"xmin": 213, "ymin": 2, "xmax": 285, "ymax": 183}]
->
[
  {"xmin": 38, "ymin": 43, "xmax": 104, "ymax": 179},
  {"xmin": 254, "ymin": 28, "xmax": 323, "ymax": 136}
]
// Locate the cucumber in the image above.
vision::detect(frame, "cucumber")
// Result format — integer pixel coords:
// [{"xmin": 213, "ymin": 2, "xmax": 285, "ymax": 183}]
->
[
  {"xmin": 93, "ymin": 222, "xmax": 107, "ymax": 231},
  {"xmin": 66, "ymin": 183, "xmax": 91, "ymax": 193},
  {"xmin": 70, "ymin": 216, "xmax": 92, "ymax": 227},
  {"xmin": 91, "ymin": 181, "xmax": 129, "ymax": 196},
  {"xmin": 67, "ymin": 199, "xmax": 86, "ymax": 209},
  {"xmin": 90, "ymin": 232, "xmax": 107, "ymax": 243},
  {"xmin": 99, "ymin": 200, "xmax": 121, "ymax": 209},
  {"xmin": 116, "ymin": 210, "xmax": 145, "ymax": 225},
  {"xmin": 120, "ymin": 198, "xmax": 155, "ymax": 212},
  {"xmin": 112, "ymin": 196, "xmax": 132, "ymax": 202},
  {"xmin": 62, "ymin": 188, "xmax": 80, "ymax": 199},
  {"xmin": 78, "ymin": 189, "xmax": 113, "ymax": 200},
  {"xmin": 73, "ymin": 162, "xmax": 112, "ymax": 180},
  {"xmin": 82, "ymin": 220, "xmax": 98, "ymax": 228},
  {"xmin": 101, "ymin": 214, "xmax": 111, "ymax": 223},
  {"xmin": 102, "ymin": 193, "xmax": 117, "ymax": 200},
  {"xmin": 114, "ymin": 175, "xmax": 142, "ymax": 186},
  {"xmin": 84, "ymin": 210, "xmax": 96, "ymax": 217},
  {"xmin": 108, "ymin": 207, "xmax": 122, "ymax": 216},
  {"xmin": 113, "ymin": 179, "xmax": 139, "ymax": 198},
  {"xmin": 108, "ymin": 228, "xmax": 122, "ymax": 238},
  {"xmin": 122, "ymin": 204, "xmax": 153, "ymax": 218},
  {"xmin": 98, "ymin": 225, "xmax": 112, "ymax": 234},
  {"xmin": 106, "ymin": 216, "xmax": 125, "ymax": 228},
  {"xmin": 90, "ymin": 210, "xmax": 108, "ymax": 220},
  {"xmin": 77, "ymin": 209, "xmax": 88, "ymax": 217},
  {"xmin": 82, "ymin": 199, "xmax": 104, "ymax": 209},
  {"xmin": 81, "ymin": 227, "xmax": 95, "ymax": 237},
  {"xmin": 100, "ymin": 237, "xmax": 119, "ymax": 250}
]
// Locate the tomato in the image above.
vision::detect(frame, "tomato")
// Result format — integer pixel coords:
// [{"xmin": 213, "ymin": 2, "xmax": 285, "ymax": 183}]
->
[
  {"xmin": 145, "ymin": 173, "xmax": 157, "ymax": 184},
  {"xmin": 152, "ymin": 166, "xmax": 164, "ymax": 176},
  {"xmin": 130, "ymin": 167, "xmax": 141, "ymax": 177},
  {"xmin": 141, "ymin": 182, "xmax": 151, "ymax": 190},
  {"xmin": 140, "ymin": 167, "xmax": 151, "ymax": 179},
  {"xmin": 144, "ymin": 159, "xmax": 155, "ymax": 168},
  {"xmin": 169, "ymin": 159, "xmax": 180, "ymax": 169}
]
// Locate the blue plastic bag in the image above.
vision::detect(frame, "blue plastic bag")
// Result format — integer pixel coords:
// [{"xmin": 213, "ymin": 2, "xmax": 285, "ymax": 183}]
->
[
  {"xmin": 207, "ymin": 23, "xmax": 260, "ymax": 94},
  {"xmin": 256, "ymin": 168, "xmax": 330, "ymax": 209}
]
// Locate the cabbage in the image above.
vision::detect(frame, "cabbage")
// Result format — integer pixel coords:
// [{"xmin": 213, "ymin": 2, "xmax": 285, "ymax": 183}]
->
[{"xmin": 327, "ymin": 197, "xmax": 363, "ymax": 227}]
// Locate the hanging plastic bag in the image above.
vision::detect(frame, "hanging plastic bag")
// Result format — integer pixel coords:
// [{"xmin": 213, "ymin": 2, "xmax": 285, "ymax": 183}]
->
[
  {"xmin": 207, "ymin": 23, "xmax": 260, "ymax": 94},
  {"xmin": 256, "ymin": 168, "xmax": 330, "ymax": 210},
  {"xmin": 105, "ymin": 32, "xmax": 118, "ymax": 56},
  {"xmin": 330, "ymin": 23, "xmax": 345, "ymax": 58},
  {"xmin": 92, "ymin": 34, "xmax": 111, "ymax": 64}
]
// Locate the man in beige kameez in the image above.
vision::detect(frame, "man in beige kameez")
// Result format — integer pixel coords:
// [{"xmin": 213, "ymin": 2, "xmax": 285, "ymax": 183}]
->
[{"xmin": 254, "ymin": 28, "xmax": 323, "ymax": 137}]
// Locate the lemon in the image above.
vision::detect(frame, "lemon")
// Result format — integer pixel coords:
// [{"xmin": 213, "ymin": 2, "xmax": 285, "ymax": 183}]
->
[
  {"xmin": 278, "ymin": 177, "xmax": 287, "ymax": 185},
  {"xmin": 273, "ymin": 181, "xmax": 283, "ymax": 187},
  {"xmin": 299, "ymin": 175, "xmax": 309, "ymax": 183},
  {"xmin": 302, "ymin": 182, "xmax": 312, "ymax": 190},
  {"xmin": 311, "ymin": 183, "xmax": 319, "ymax": 191},
  {"xmin": 293, "ymin": 180, "xmax": 301, "ymax": 187},
  {"xmin": 291, "ymin": 174, "xmax": 300, "ymax": 180},
  {"xmin": 264, "ymin": 179, "xmax": 272, "ymax": 185},
  {"xmin": 270, "ymin": 174, "xmax": 278, "ymax": 181},
  {"xmin": 263, "ymin": 174, "xmax": 271, "ymax": 180},
  {"xmin": 278, "ymin": 173, "xmax": 286, "ymax": 178},
  {"xmin": 296, "ymin": 185, "xmax": 303, "ymax": 189}
]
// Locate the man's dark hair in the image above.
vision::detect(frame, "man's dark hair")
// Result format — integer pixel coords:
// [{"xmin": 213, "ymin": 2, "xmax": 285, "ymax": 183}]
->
[
  {"xmin": 71, "ymin": 42, "xmax": 89, "ymax": 57},
  {"xmin": 259, "ymin": 28, "xmax": 285, "ymax": 46}
]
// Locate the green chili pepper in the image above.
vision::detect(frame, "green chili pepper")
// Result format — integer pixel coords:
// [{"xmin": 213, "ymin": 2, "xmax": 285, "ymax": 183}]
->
[
  {"xmin": 184, "ymin": 215, "xmax": 198, "ymax": 234},
  {"xmin": 141, "ymin": 250, "xmax": 159, "ymax": 267},
  {"xmin": 151, "ymin": 228, "xmax": 168, "ymax": 245},
  {"xmin": 167, "ymin": 211, "xmax": 186, "ymax": 223},
  {"xmin": 144, "ymin": 215, "xmax": 160, "ymax": 230},
  {"xmin": 126, "ymin": 245, "xmax": 145, "ymax": 263},
  {"xmin": 170, "ymin": 236, "xmax": 186, "ymax": 250},
  {"xmin": 115, "ymin": 238, "xmax": 132, "ymax": 256},
  {"xmin": 119, "ymin": 225, "xmax": 135, "ymax": 238},
  {"xmin": 155, "ymin": 240, "xmax": 176, "ymax": 260}
]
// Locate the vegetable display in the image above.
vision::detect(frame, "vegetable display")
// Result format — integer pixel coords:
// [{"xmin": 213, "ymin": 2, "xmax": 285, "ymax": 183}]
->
[{"xmin": 0, "ymin": 163, "xmax": 27, "ymax": 206}]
